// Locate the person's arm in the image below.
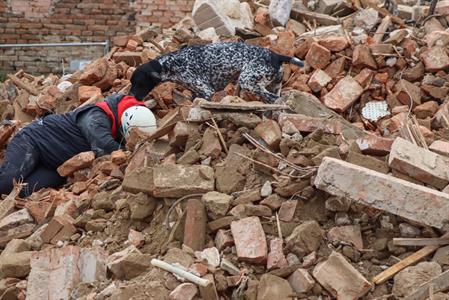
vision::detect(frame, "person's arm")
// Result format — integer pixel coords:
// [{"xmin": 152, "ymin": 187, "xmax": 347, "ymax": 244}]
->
[{"xmin": 76, "ymin": 107, "xmax": 124, "ymax": 157}]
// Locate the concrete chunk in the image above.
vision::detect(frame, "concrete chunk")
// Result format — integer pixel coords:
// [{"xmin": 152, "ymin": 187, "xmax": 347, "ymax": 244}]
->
[
  {"xmin": 315, "ymin": 157, "xmax": 449, "ymax": 229},
  {"xmin": 268, "ymin": 0, "xmax": 293, "ymax": 26},
  {"xmin": 389, "ymin": 137, "xmax": 449, "ymax": 189},
  {"xmin": 153, "ymin": 164, "xmax": 214, "ymax": 198},
  {"xmin": 313, "ymin": 251, "xmax": 372, "ymax": 299}
]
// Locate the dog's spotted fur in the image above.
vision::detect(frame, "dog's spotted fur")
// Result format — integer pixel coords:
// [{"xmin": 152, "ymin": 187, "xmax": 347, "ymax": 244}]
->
[{"xmin": 130, "ymin": 42, "xmax": 304, "ymax": 103}]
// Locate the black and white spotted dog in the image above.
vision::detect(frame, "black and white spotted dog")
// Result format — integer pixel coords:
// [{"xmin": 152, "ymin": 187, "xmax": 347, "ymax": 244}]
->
[{"xmin": 129, "ymin": 42, "xmax": 304, "ymax": 103}]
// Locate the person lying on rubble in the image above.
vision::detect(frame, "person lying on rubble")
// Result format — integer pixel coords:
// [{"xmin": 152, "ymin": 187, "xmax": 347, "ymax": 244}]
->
[
  {"xmin": 0, "ymin": 94, "xmax": 157, "ymax": 198},
  {"xmin": 129, "ymin": 42, "xmax": 304, "ymax": 103}
]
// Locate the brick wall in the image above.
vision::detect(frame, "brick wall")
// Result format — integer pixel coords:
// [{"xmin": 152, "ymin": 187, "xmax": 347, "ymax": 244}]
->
[{"xmin": 0, "ymin": 0, "xmax": 195, "ymax": 75}]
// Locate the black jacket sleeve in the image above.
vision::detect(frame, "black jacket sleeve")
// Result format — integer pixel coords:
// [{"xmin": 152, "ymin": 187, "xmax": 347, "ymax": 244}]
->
[{"xmin": 76, "ymin": 107, "xmax": 125, "ymax": 157}]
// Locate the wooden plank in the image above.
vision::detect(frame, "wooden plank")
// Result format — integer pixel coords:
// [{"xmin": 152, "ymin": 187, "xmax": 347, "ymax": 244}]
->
[
  {"xmin": 373, "ymin": 16, "xmax": 392, "ymax": 44},
  {"xmin": 373, "ymin": 232, "xmax": 449, "ymax": 285},
  {"xmin": 291, "ymin": 8, "xmax": 341, "ymax": 26},
  {"xmin": 405, "ymin": 270, "xmax": 449, "ymax": 300},
  {"xmin": 393, "ymin": 238, "xmax": 449, "ymax": 247},
  {"xmin": 199, "ymin": 101, "xmax": 289, "ymax": 111},
  {"xmin": 7, "ymin": 74, "xmax": 39, "ymax": 96}
]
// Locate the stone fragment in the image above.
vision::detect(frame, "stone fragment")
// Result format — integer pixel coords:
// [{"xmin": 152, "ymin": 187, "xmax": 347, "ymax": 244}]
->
[
  {"xmin": 257, "ymin": 274, "xmax": 293, "ymax": 300},
  {"xmin": 202, "ymin": 191, "xmax": 232, "ymax": 220},
  {"xmin": 328, "ymin": 225, "xmax": 363, "ymax": 250},
  {"xmin": 393, "ymin": 262, "xmax": 442, "ymax": 298},
  {"xmin": 231, "ymin": 217, "xmax": 267, "ymax": 264},
  {"xmin": 278, "ymin": 200, "xmax": 297, "ymax": 222},
  {"xmin": 122, "ymin": 167, "xmax": 154, "ymax": 195},
  {"xmin": 286, "ymin": 221, "xmax": 323, "ymax": 256},
  {"xmin": 0, "ymin": 251, "xmax": 32, "ymax": 279},
  {"xmin": 313, "ymin": 251, "xmax": 372, "ymax": 299},
  {"xmin": 268, "ymin": 0, "xmax": 293, "ymax": 26},
  {"xmin": 287, "ymin": 268, "xmax": 315, "ymax": 294}
]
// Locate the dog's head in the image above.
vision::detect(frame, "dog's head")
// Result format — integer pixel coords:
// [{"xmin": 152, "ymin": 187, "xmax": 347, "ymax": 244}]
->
[{"xmin": 129, "ymin": 60, "xmax": 162, "ymax": 100}]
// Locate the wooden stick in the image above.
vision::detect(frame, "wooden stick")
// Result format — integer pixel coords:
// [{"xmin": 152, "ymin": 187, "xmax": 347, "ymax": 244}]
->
[
  {"xmin": 393, "ymin": 238, "xmax": 449, "ymax": 247},
  {"xmin": 151, "ymin": 259, "xmax": 210, "ymax": 287},
  {"xmin": 404, "ymin": 270, "xmax": 449, "ymax": 300},
  {"xmin": 373, "ymin": 232, "xmax": 449, "ymax": 285},
  {"xmin": 7, "ymin": 74, "xmax": 39, "ymax": 96},
  {"xmin": 199, "ymin": 101, "xmax": 289, "ymax": 111},
  {"xmin": 374, "ymin": 16, "xmax": 392, "ymax": 44},
  {"xmin": 211, "ymin": 118, "xmax": 228, "ymax": 154}
]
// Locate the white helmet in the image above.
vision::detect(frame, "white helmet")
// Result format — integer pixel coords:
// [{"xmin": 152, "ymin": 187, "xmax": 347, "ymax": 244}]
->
[{"xmin": 121, "ymin": 106, "xmax": 157, "ymax": 139}]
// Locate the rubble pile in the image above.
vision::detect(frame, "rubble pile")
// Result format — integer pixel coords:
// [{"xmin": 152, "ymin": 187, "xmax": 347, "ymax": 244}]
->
[{"xmin": 1, "ymin": 0, "xmax": 449, "ymax": 298}]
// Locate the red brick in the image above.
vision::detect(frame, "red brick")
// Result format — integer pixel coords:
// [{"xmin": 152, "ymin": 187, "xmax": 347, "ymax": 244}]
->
[
  {"xmin": 389, "ymin": 137, "xmax": 449, "ymax": 189},
  {"xmin": 57, "ymin": 151, "xmax": 95, "ymax": 177},
  {"xmin": 315, "ymin": 157, "xmax": 449, "ymax": 229},
  {"xmin": 420, "ymin": 47, "xmax": 449, "ymax": 72},
  {"xmin": 40, "ymin": 214, "xmax": 76, "ymax": 244},
  {"xmin": 318, "ymin": 36, "xmax": 349, "ymax": 52},
  {"xmin": 288, "ymin": 268, "xmax": 315, "ymax": 294},
  {"xmin": 429, "ymin": 140, "xmax": 449, "ymax": 157},
  {"xmin": 267, "ymin": 237, "xmax": 288, "ymax": 270},
  {"xmin": 255, "ymin": 119, "xmax": 282, "ymax": 151},
  {"xmin": 353, "ymin": 44, "xmax": 377, "ymax": 69},
  {"xmin": 413, "ymin": 101, "xmax": 439, "ymax": 119},
  {"xmin": 305, "ymin": 42, "xmax": 331, "ymax": 69},
  {"xmin": 308, "ymin": 69, "xmax": 332, "ymax": 92},
  {"xmin": 395, "ymin": 79, "xmax": 421, "ymax": 107},
  {"xmin": 215, "ymin": 229, "xmax": 234, "ymax": 251},
  {"xmin": 356, "ymin": 135, "xmax": 394, "ymax": 155},
  {"xmin": 78, "ymin": 85, "xmax": 102, "ymax": 103},
  {"xmin": 230, "ymin": 217, "xmax": 267, "ymax": 264},
  {"xmin": 183, "ymin": 198, "xmax": 206, "ymax": 251},
  {"xmin": 323, "ymin": 76, "xmax": 363, "ymax": 112},
  {"xmin": 313, "ymin": 252, "xmax": 372, "ymax": 299}
]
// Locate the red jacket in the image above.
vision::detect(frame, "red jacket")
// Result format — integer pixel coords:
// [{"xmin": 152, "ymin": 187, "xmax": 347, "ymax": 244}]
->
[{"xmin": 96, "ymin": 95, "xmax": 145, "ymax": 139}]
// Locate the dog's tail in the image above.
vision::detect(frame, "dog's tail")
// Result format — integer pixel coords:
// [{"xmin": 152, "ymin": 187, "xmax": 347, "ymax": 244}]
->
[{"xmin": 275, "ymin": 53, "xmax": 304, "ymax": 67}]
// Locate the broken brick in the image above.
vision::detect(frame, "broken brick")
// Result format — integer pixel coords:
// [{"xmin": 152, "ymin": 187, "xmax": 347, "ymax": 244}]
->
[
  {"xmin": 40, "ymin": 214, "xmax": 76, "ymax": 245},
  {"xmin": 413, "ymin": 101, "xmax": 439, "ymax": 119},
  {"xmin": 308, "ymin": 69, "xmax": 332, "ymax": 92},
  {"xmin": 352, "ymin": 44, "xmax": 377, "ymax": 69},
  {"xmin": 356, "ymin": 135, "xmax": 394, "ymax": 155},
  {"xmin": 395, "ymin": 79, "xmax": 421, "ymax": 107},
  {"xmin": 110, "ymin": 150, "xmax": 127, "ymax": 165},
  {"xmin": 318, "ymin": 36, "xmax": 349, "ymax": 52},
  {"xmin": 328, "ymin": 225, "xmax": 363, "ymax": 250},
  {"xmin": 313, "ymin": 251, "xmax": 372, "ymax": 299},
  {"xmin": 215, "ymin": 229, "xmax": 234, "ymax": 251},
  {"xmin": 389, "ymin": 137, "xmax": 449, "ymax": 189},
  {"xmin": 78, "ymin": 85, "xmax": 101, "ymax": 103},
  {"xmin": 323, "ymin": 76, "xmax": 363, "ymax": 112},
  {"xmin": 287, "ymin": 268, "xmax": 315, "ymax": 294},
  {"xmin": 267, "ymin": 238, "xmax": 288, "ymax": 270},
  {"xmin": 278, "ymin": 200, "xmax": 297, "ymax": 222},
  {"xmin": 255, "ymin": 119, "xmax": 282, "ymax": 151},
  {"xmin": 57, "ymin": 151, "xmax": 95, "ymax": 177},
  {"xmin": 420, "ymin": 46, "xmax": 449, "ymax": 72},
  {"xmin": 199, "ymin": 127, "xmax": 222, "ymax": 159},
  {"xmin": 315, "ymin": 157, "xmax": 449, "ymax": 229},
  {"xmin": 184, "ymin": 198, "xmax": 207, "ymax": 251},
  {"xmin": 305, "ymin": 42, "xmax": 331, "ymax": 69},
  {"xmin": 153, "ymin": 164, "xmax": 214, "ymax": 198},
  {"xmin": 230, "ymin": 217, "xmax": 267, "ymax": 264}
]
